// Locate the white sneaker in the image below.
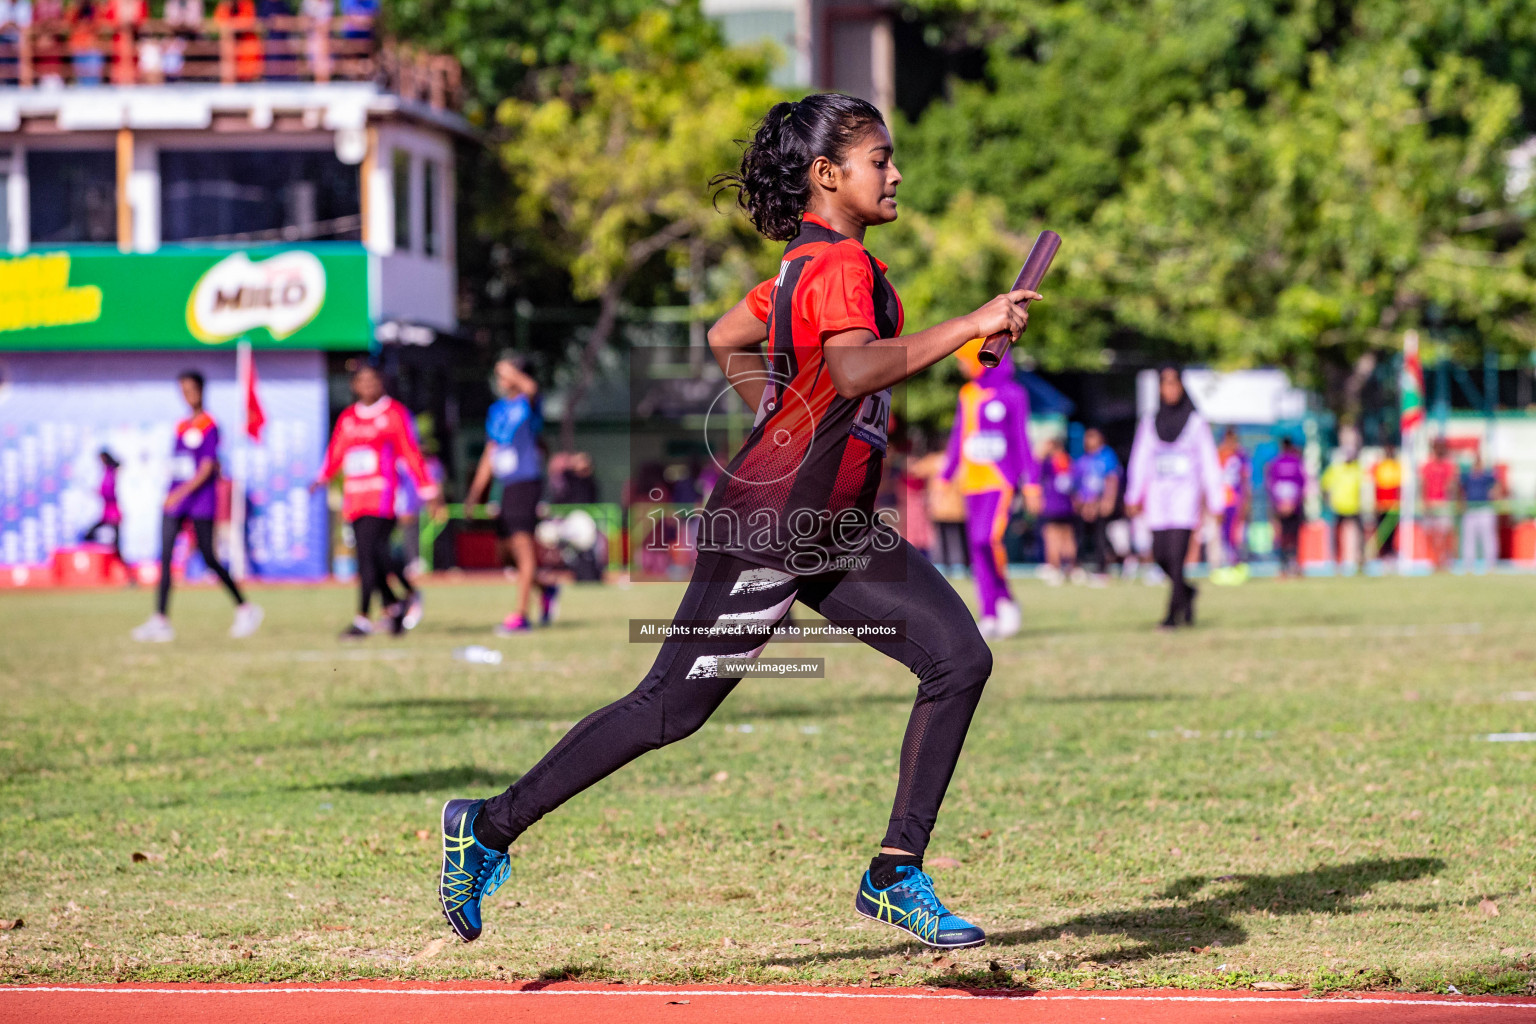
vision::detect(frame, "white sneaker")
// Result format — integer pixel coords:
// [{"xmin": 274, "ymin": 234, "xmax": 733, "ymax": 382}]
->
[
  {"xmin": 994, "ymin": 599, "xmax": 1021, "ymax": 639},
  {"xmin": 977, "ymin": 616, "xmax": 998, "ymax": 640},
  {"xmin": 402, "ymin": 592, "xmax": 425, "ymax": 631},
  {"xmin": 230, "ymin": 603, "xmax": 264, "ymax": 639},
  {"xmin": 132, "ymin": 616, "xmax": 175, "ymax": 643}
]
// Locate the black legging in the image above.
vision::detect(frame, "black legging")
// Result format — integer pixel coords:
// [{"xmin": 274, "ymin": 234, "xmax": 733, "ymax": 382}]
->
[
  {"xmin": 156, "ymin": 514, "xmax": 244, "ymax": 615},
  {"xmin": 478, "ymin": 538, "xmax": 992, "ymax": 857},
  {"xmin": 1276, "ymin": 513, "xmax": 1302, "ymax": 574},
  {"xmin": 1151, "ymin": 528, "xmax": 1195, "ymax": 627},
  {"xmin": 1079, "ymin": 515, "xmax": 1113, "ymax": 574},
  {"xmin": 352, "ymin": 515, "xmax": 414, "ymax": 616},
  {"xmin": 83, "ymin": 518, "xmax": 125, "ymax": 568}
]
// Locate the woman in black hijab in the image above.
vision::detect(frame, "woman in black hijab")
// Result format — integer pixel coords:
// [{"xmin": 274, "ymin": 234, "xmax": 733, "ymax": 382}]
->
[{"xmin": 1124, "ymin": 366, "xmax": 1224, "ymax": 628}]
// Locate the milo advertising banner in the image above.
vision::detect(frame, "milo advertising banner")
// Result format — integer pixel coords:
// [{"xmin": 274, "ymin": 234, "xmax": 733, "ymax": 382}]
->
[
  {"xmin": 0, "ymin": 244, "xmax": 371, "ymax": 351},
  {"xmin": 0, "ymin": 245, "xmax": 365, "ymax": 580}
]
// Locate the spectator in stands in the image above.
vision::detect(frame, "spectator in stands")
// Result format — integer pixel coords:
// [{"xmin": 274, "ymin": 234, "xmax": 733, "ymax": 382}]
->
[
  {"xmin": 1459, "ymin": 449, "xmax": 1503, "ymax": 574},
  {"xmin": 1266, "ymin": 436, "xmax": 1307, "ymax": 578},
  {"xmin": 163, "ymin": 0, "xmax": 203, "ymax": 24},
  {"xmin": 214, "ymin": 0, "xmax": 261, "ymax": 80},
  {"xmin": 1072, "ymin": 427, "xmax": 1120, "ymax": 581},
  {"xmin": 301, "ymin": 0, "xmax": 331, "ymax": 81},
  {"xmin": 1420, "ymin": 438, "xmax": 1458, "ymax": 571},
  {"xmin": 0, "ymin": 0, "xmax": 32, "ymax": 84},
  {"xmin": 1320, "ymin": 443, "xmax": 1365, "ymax": 573},
  {"xmin": 68, "ymin": 0, "xmax": 105, "ymax": 85},
  {"xmin": 1371, "ymin": 444, "xmax": 1401, "ymax": 560}
]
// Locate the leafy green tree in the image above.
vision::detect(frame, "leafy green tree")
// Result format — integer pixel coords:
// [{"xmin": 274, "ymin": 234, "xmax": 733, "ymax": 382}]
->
[
  {"xmin": 895, "ymin": 0, "xmax": 1536, "ymax": 405},
  {"xmin": 494, "ymin": 7, "xmax": 783, "ymax": 448}
]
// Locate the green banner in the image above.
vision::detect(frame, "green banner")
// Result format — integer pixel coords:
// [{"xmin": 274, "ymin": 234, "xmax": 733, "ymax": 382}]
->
[{"xmin": 0, "ymin": 244, "xmax": 371, "ymax": 351}]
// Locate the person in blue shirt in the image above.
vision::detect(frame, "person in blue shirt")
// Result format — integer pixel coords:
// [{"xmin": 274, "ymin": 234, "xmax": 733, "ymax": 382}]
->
[
  {"xmin": 467, "ymin": 353, "xmax": 547, "ymax": 634},
  {"xmin": 1459, "ymin": 449, "xmax": 1504, "ymax": 573},
  {"xmin": 1072, "ymin": 427, "xmax": 1122, "ymax": 578}
]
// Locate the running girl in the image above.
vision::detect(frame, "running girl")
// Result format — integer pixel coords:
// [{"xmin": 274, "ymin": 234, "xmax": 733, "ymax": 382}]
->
[
  {"xmin": 133, "ymin": 370, "xmax": 263, "ymax": 642},
  {"xmin": 438, "ymin": 93, "xmax": 1037, "ymax": 949},
  {"xmin": 82, "ymin": 449, "xmax": 129, "ymax": 582},
  {"xmin": 312, "ymin": 365, "xmax": 441, "ymax": 639}
]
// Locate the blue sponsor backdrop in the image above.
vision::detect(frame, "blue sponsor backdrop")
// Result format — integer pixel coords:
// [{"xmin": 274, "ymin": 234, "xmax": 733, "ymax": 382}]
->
[{"xmin": 0, "ymin": 350, "xmax": 328, "ymax": 579}]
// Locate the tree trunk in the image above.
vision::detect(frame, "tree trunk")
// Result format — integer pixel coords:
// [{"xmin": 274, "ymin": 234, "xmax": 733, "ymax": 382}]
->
[{"xmin": 560, "ymin": 275, "xmax": 627, "ymax": 454}]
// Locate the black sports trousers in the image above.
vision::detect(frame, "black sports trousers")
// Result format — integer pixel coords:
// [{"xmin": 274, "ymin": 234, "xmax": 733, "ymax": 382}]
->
[
  {"xmin": 478, "ymin": 538, "xmax": 992, "ymax": 857},
  {"xmin": 156, "ymin": 514, "xmax": 245, "ymax": 615},
  {"xmin": 1150, "ymin": 528, "xmax": 1195, "ymax": 626},
  {"xmin": 352, "ymin": 515, "xmax": 413, "ymax": 616}
]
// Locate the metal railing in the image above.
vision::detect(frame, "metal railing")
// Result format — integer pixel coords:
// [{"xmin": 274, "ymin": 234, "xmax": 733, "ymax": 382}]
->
[{"xmin": 0, "ymin": 16, "xmax": 461, "ymax": 108}]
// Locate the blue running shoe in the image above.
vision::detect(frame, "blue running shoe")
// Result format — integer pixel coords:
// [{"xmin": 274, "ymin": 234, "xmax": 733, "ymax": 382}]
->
[
  {"xmin": 439, "ymin": 798, "xmax": 511, "ymax": 942},
  {"xmin": 854, "ymin": 865, "xmax": 985, "ymax": 949}
]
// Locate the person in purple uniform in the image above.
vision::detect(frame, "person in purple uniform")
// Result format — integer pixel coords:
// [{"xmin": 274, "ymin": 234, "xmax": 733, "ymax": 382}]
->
[
  {"xmin": 1266, "ymin": 437, "xmax": 1307, "ymax": 578},
  {"xmin": 1125, "ymin": 366, "xmax": 1223, "ymax": 629},
  {"xmin": 133, "ymin": 370, "xmax": 264, "ymax": 643},
  {"xmin": 941, "ymin": 340, "xmax": 1040, "ymax": 639},
  {"xmin": 1038, "ymin": 437, "xmax": 1078, "ymax": 583}
]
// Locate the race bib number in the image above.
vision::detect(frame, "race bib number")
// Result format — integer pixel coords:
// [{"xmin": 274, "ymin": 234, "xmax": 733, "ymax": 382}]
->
[
  {"xmin": 343, "ymin": 447, "xmax": 379, "ymax": 477},
  {"xmin": 493, "ymin": 447, "xmax": 520, "ymax": 479},
  {"xmin": 1154, "ymin": 452, "xmax": 1192, "ymax": 478},
  {"xmin": 171, "ymin": 454, "xmax": 197, "ymax": 481},
  {"xmin": 849, "ymin": 389, "xmax": 891, "ymax": 453},
  {"xmin": 961, "ymin": 431, "xmax": 1007, "ymax": 464}
]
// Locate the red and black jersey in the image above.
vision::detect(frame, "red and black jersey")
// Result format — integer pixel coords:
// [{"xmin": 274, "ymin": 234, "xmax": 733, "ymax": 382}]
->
[{"xmin": 700, "ymin": 213, "xmax": 904, "ymax": 574}]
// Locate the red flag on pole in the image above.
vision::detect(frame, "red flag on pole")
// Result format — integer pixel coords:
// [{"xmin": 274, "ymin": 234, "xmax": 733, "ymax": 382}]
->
[{"xmin": 246, "ymin": 353, "xmax": 266, "ymax": 442}]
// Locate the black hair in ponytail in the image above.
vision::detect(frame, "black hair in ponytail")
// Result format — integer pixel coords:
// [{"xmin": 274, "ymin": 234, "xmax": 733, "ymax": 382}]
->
[{"xmin": 712, "ymin": 93, "xmax": 886, "ymax": 241}]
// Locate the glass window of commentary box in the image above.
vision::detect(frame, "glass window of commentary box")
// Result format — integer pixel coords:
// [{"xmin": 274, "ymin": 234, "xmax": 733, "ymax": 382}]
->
[
  {"xmin": 159, "ymin": 150, "xmax": 361, "ymax": 243},
  {"xmin": 28, "ymin": 151, "xmax": 116, "ymax": 245},
  {"xmin": 422, "ymin": 160, "xmax": 440, "ymax": 258},
  {"xmin": 393, "ymin": 150, "xmax": 412, "ymax": 253}
]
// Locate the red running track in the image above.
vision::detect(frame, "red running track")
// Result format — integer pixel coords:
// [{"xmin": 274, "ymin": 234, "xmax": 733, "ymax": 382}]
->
[{"xmin": 2, "ymin": 983, "xmax": 1534, "ymax": 1024}]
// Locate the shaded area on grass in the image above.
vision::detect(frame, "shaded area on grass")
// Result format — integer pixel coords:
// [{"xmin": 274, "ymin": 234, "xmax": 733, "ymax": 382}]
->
[
  {"xmin": 765, "ymin": 857, "xmax": 1447, "ymax": 968},
  {"xmin": 317, "ymin": 765, "xmax": 520, "ymax": 795}
]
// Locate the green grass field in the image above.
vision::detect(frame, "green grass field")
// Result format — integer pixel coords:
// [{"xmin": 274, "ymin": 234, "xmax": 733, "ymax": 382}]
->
[{"xmin": 1, "ymin": 573, "xmax": 1534, "ymax": 993}]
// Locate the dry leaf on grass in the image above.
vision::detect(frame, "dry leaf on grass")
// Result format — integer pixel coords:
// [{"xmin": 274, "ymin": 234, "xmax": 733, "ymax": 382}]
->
[
  {"xmin": 711, "ymin": 770, "xmax": 730, "ymax": 783},
  {"xmin": 931, "ymin": 955, "xmax": 953, "ymax": 969},
  {"xmin": 0, "ymin": 919, "xmax": 21, "ymax": 931},
  {"xmin": 130, "ymin": 852, "xmax": 163, "ymax": 863},
  {"xmin": 721, "ymin": 936, "xmax": 735, "ymax": 948},
  {"xmin": 1479, "ymin": 898, "xmax": 1500, "ymax": 917},
  {"xmin": 414, "ymin": 937, "xmax": 448, "ymax": 961},
  {"xmin": 791, "ymin": 938, "xmax": 815, "ymax": 946},
  {"xmin": 414, "ymin": 829, "xmax": 430, "ymax": 841},
  {"xmin": 1252, "ymin": 981, "xmax": 1301, "ymax": 991},
  {"xmin": 928, "ymin": 856, "xmax": 961, "ymax": 869}
]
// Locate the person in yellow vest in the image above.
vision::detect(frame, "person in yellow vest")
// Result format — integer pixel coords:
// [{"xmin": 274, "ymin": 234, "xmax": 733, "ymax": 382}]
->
[
  {"xmin": 1320, "ymin": 446, "xmax": 1366, "ymax": 572},
  {"xmin": 1370, "ymin": 446, "xmax": 1402, "ymax": 560}
]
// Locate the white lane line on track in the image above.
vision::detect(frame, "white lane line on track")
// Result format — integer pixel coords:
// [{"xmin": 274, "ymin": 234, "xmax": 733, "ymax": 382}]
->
[{"xmin": 1, "ymin": 987, "xmax": 1531, "ymax": 1008}]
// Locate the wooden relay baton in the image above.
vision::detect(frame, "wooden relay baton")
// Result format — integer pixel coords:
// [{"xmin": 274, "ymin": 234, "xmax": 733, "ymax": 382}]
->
[{"xmin": 977, "ymin": 230, "xmax": 1062, "ymax": 368}]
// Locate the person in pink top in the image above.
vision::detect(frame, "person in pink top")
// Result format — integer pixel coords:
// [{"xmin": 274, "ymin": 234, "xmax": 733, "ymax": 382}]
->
[
  {"xmin": 81, "ymin": 449, "xmax": 131, "ymax": 583},
  {"xmin": 1125, "ymin": 366, "xmax": 1224, "ymax": 629},
  {"xmin": 313, "ymin": 365, "xmax": 441, "ymax": 639}
]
